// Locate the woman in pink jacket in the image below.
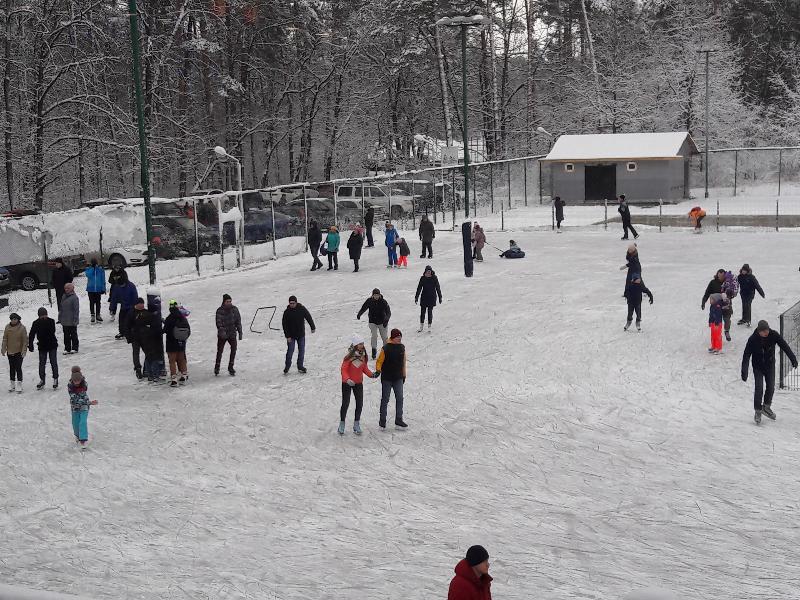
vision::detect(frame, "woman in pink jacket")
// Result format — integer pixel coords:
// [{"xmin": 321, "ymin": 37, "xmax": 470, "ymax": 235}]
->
[{"xmin": 338, "ymin": 334, "xmax": 379, "ymax": 435}]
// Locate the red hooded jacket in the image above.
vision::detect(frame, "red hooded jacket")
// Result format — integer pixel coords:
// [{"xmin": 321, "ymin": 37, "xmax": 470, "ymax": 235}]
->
[{"xmin": 448, "ymin": 559, "xmax": 492, "ymax": 600}]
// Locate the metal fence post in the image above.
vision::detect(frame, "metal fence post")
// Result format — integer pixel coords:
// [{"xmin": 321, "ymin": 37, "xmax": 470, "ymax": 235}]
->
[
  {"xmin": 43, "ymin": 234, "xmax": 52, "ymax": 306},
  {"xmin": 780, "ymin": 311, "xmax": 785, "ymax": 389},
  {"xmin": 538, "ymin": 159, "xmax": 543, "ymax": 204},
  {"xmin": 523, "ymin": 159, "xmax": 528, "ymax": 206},
  {"xmin": 333, "ymin": 181, "xmax": 338, "ymax": 226},
  {"xmin": 506, "ymin": 161, "xmax": 511, "ymax": 209},
  {"xmin": 551, "ymin": 202, "xmax": 554, "ymax": 231},
  {"xmin": 716, "ymin": 198, "xmax": 719, "ymax": 232},
  {"xmin": 270, "ymin": 196, "xmax": 277, "ymax": 257},
  {"xmin": 501, "ymin": 194, "xmax": 504, "ymax": 231},
  {"xmin": 776, "ymin": 197, "xmax": 780, "ymax": 232},
  {"xmin": 387, "ymin": 180, "xmax": 392, "ymax": 221},
  {"xmin": 303, "ymin": 186, "xmax": 309, "ymax": 252},
  {"xmin": 451, "ymin": 169, "xmax": 456, "ymax": 229},
  {"xmin": 659, "ymin": 198, "xmax": 662, "ymax": 233},
  {"xmin": 472, "ymin": 167, "xmax": 477, "ymax": 218},
  {"xmin": 733, "ymin": 150, "xmax": 738, "ymax": 196},
  {"xmin": 193, "ymin": 200, "xmax": 200, "ymax": 276},
  {"xmin": 217, "ymin": 197, "xmax": 224, "ymax": 271},
  {"xmin": 604, "ymin": 198, "xmax": 608, "ymax": 230},
  {"xmin": 778, "ymin": 148, "xmax": 783, "ymax": 196},
  {"xmin": 489, "ymin": 162, "xmax": 494, "ymax": 213},
  {"xmin": 411, "ymin": 178, "xmax": 416, "ymax": 229}
]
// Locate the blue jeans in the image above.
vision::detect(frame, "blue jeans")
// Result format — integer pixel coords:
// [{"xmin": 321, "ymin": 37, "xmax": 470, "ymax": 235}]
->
[
  {"xmin": 285, "ymin": 336, "xmax": 306, "ymax": 369},
  {"xmin": 387, "ymin": 247, "xmax": 397, "ymax": 265},
  {"xmin": 144, "ymin": 356, "xmax": 164, "ymax": 380},
  {"xmin": 38, "ymin": 349, "xmax": 58, "ymax": 381},
  {"xmin": 71, "ymin": 410, "xmax": 89, "ymax": 441},
  {"xmin": 380, "ymin": 379, "xmax": 404, "ymax": 422}
]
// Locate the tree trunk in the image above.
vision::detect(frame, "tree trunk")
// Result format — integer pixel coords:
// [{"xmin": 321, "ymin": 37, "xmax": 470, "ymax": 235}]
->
[
  {"xmin": 434, "ymin": 20, "xmax": 453, "ymax": 146},
  {"xmin": 3, "ymin": 0, "xmax": 14, "ymax": 209},
  {"xmin": 524, "ymin": 0, "xmax": 536, "ymax": 153},
  {"xmin": 487, "ymin": 7, "xmax": 502, "ymax": 158}
]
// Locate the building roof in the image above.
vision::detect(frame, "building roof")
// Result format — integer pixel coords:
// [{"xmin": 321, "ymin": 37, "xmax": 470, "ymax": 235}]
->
[{"xmin": 542, "ymin": 132, "xmax": 698, "ymax": 162}]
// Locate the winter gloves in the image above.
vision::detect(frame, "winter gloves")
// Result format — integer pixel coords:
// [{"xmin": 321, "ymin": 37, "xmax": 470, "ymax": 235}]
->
[{"xmin": 371, "ymin": 372, "xmax": 380, "ymax": 379}]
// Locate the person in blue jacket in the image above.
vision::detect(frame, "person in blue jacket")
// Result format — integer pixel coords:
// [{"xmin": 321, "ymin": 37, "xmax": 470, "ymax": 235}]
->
[
  {"xmin": 84, "ymin": 258, "xmax": 107, "ymax": 324},
  {"xmin": 109, "ymin": 278, "xmax": 139, "ymax": 340},
  {"xmin": 325, "ymin": 225, "xmax": 340, "ymax": 271},
  {"xmin": 385, "ymin": 222, "xmax": 398, "ymax": 267}
]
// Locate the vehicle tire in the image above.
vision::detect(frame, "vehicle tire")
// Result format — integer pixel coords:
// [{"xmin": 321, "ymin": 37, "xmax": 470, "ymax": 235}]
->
[
  {"xmin": 108, "ymin": 253, "xmax": 127, "ymax": 269},
  {"xmin": 390, "ymin": 205, "xmax": 404, "ymax": 219},
  {"xmin": 20, "ymin": 272, "xmax": 39, "ymax": 291}
]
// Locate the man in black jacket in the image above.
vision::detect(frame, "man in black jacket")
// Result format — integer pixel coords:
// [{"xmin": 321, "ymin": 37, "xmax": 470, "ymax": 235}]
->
[
  {"xmin": 617, "ymin": 195, "xmax": 638, "ymax": 240},
  {"xmin": 701, "ymin": 269, "xmax": 732, "ymax": 337},
  {"xmin": 742, "ymin": 320, "xmax": 798, "ymax": 424},
  {"xmin": 419, "ymin": 215, "xmax": 435, "ymax": 258},
  {"xmin": 307, "ymin": 219, "xmax": 323, "ymax": 271},
  {"xmin": 28, "ymin": 307, "xmax": 59, "ymax": 389},
  {"xmin": 364, "ymin": 207, "xmax": 375, "ymax": 247},
  {"xmin": 282, "ymin": 295, "xmax": 315, "ymax": 374},
  {"xmin": 51, "ymin": 259, "xmax": 73, "ymax": 313},
  {"xmin": 357, "ymin": 288, "xmax": 391, "ymax": 359},
  {"xmin": 375, "ymin": 328, "xmax": 407, "ymax": 428},
  {"xmin": 126, "ymin": 298, "xmax": 153, "ymax": 379}
]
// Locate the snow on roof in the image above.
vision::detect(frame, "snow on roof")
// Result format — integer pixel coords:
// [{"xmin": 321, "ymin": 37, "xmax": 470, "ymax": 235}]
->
[{"xmin": 543, "ymin": 132, "xmax": 698, "ymax": 161}]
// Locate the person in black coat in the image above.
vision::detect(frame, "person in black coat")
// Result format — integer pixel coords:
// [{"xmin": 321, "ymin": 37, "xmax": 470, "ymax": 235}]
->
[
  {"xmin": 282, "ymin": 295, "xmax": 316, "ymax": 374},
  {"xmin": 623, "ymin": 272, "xmax": 653, "ymax": 331},
  {"xmin": 308, "ymin": 219, "xmax": 324, "ymax": 271},
  {"xmin": 163, "ymin": 302, "xmax": 190, "ymax": 386},
  {"xmin": 28, "ymin": 307, "xmax": 59, "ymax": 389},
  {"xmin": 51, "ymin": 259, "xmax": 73, "ymax": 313},
  {"xmin": 736, "ymin": 263, "xmax": 765, "ymax": 327},
  {"xmin": 346, "ymin": 229, "xmax": 363, "ymax": 272},
  {"xmin": 364, "ymin": 207, "xmax": 375, "ymax": 247},
  {"xmin": 357, "ymin": 288, "xmax": 391, "ymax": 358},
  {"xmin": 414, "ymin": 265, "xmax": 442, "ymax": 332},
  {"xmin": 620, "ymin": 243, "xmax": 641, "ymax": 296},
  {"xmin": 742, "ymin": 320, "xmax": 798, "ymax": 424},
  {"xmin": 554, "ymin": 196, "xmax": 565, "ymax": 231},
  {"xmin": 617, "ymin": 195, "xmax": 638, "ymax": 240}
]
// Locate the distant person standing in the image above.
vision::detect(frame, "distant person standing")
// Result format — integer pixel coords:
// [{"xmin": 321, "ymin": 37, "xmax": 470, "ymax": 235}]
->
[
  {"xmin": 448, "ymin": 545, "xmax": 492, "ymax": 600},
  {"xmin": 51, "ymin": 259, "xmax": 73, "ymax": 314},
  {"xmin": 282, "ymin": 295, "xmax": 315, "ymax": 374},
  {"xmin": 688, "ymin": 206, "xmax": 706, "ymax": 232},
  {"xmin": 58, "ymin": 282, "xmax": 80, "ymax": 354},
  {"xmin": 554, "ymin": 196, "xmax": 565, "ymax": 232},
  {"xmin": 110, "ymin": 277, "xmax": 139, "ymax": 341},
  {"xmin": 736, "ymin": 264, "xmax": 765, "ymax": 327},
  {"xmin": 308, "ymin": 219, "xmax": 323, "ymax": 271},
  {"xmin": 325, "ymin": 225, "xmax": 340, "ymax": 271},
  {"xmin": 396, "ymin": 237, "xmax": 410, "ymax": 268},
  {"xmin": 84, "ymin": 258, "xmax": 106, "ymax": 324},
  {"xmin": 742, "ymin": 320, "xmax": 797, "ymax": 425},
  {"xmin": 107, "ymin": 264, "xmax": 128, "ymax": 318},
  {"xmin": 418, "ymin": 214, "xmax": 434, "ymax": 258},
  {"xmin": 471, "ymin": 223, "xmax": 486, "ymax": 262},
  {"xmin": 163, "ymin": 300, "xmax": 190, "ymax": 387},
  {"xmin": 385, "ymin": 222, "xmax": 398, "ymax": 267},
  {"xmin": 29, "ymin": 307, "xmax": 59, "ymax": 389},
  {"xmin": 707, "ymin": 292, "xmax": 729, "ymax": 354},
  {"xmin": 375, "ymin": 328, "xmax": 407, "ymax": 429},
  {"xmin": 617, "ymin": 195, "xmax": 638, "ymax": 240},
  {"xmin": 364, "ymin": 206, "xmax": 375, "ymax": 247},
  {"xmin": 357, "ymin": 288, "xmax": 391, "ymax": 359},
  {"xmin": 2, "ymin": 313, "xmax": 27, "ymax": 393},
  {"xmin": 623, "ymin": 272, "xmax": 653, "ymax": 332},
  {"xmin": 215, "ymin": 293, "xmax": 242, "ymax": 376},
  {"xmin": 346, "ymin": 227, "xmax": 363, "ymax": 272},
  {"xmin": 67, "ymin": 366, "xmax": 97, "ymax": 450},
  {"xmin": 414, "ymin": 265, "xmax": 442, "ymax": 332}
]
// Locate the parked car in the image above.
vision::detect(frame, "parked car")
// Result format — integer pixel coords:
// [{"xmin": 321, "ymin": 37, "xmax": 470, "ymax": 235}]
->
[
  {"xmin": 0, "ymin": 267, "xmax": 11, "ymax": 295},
  {"xmin": 389, "ymin": 179, "xmax": 461, "ymax": 214},
  {"xmin": 3, "ymin": 257, "xmax": 84, "ymax": 292},
  {"xmin": 278, "ymin": 197, "xmax": 337, "ymax": 226},
  {"xmin": 152, "ymin": 215, "xmax": 219, "ymax": 254},
  {"xmin": 83, "ymin": 246, "xmax": 149, "ymax": 269},
  {"xmin": 335, "ymin": 184, "xmax": 413, "ymax": 219},
  {"xmin": 240, "ymin": 209, "xmax": 303, "ymax": 242}
]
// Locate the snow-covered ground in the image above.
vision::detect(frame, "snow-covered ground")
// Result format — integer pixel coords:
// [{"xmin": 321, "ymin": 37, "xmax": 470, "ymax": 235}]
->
[{"xmin": 2, "ymin": 223, "xmax": 800, "ymax": 600}]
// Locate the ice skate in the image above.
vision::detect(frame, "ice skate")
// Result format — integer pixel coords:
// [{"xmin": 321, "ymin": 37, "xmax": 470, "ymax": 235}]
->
[
  {"xmin": 79, "ymin": 440, "xmax": 88, "ymax": 450},
  {"xmin": 170, "ymin": 378, "xmax": 178, "ymax": 388},
  {"xmin": 379, "ymin": 418, "xmax": 386, "ymax": 429},
  {"xmin": 36, "ymin": 380, "xmax": 45, "ymax": 390},
  {"xmin": 624, "ymin": 321, "xmax": 631, "ymax": 331},
  {"xmin": 298, "ymin": 366, "xmax": 307, "ymax": 374},
  {"xmin": 737, "ymin": 319, "xmax": 745, "ymax": 325},
  {"xmin": 338, "ymin": 421, "xmax": 346, "ymax": 435},
  {"xmin": 417, "ymin": 323, "xmax": 423, "ymax": 333},
  {"xmin": 427, "ymin": 322, "xmax": 432, "ymax": 332},
  {"xmin": 725, "ymin": 331, "xmax": 731, "ymax": 342},
  {"xmin": 15, "ymin": 381, "xmax": 22, "ymax": 393},
  {"xmin": 353, "ymin": 421, "xmax": 362, "ymax": 435},
  {"xmin": 90, "ymin": 315, "xmax": 95, "ymax": 323},
  {"xmin": 762, "ymin": 405, "xmax": 776, "ymax": 420},
  {"xmin": 395, "ymin": 419, "xmax": 408, "ymax": 429},
  {"xmin": 636, "ymin": 322, "xmax": 641, "ymax": 332},
  {"xmin": 754, "ymin": 409, "xmax": 762, "ymax": 425},
  {"xmin": 96, "ymin": 315, "xmax": 103, "ymax": 323},
  {"xmin": 179, "ymin": 374, "xmax": 188, "ymax": 385},
  {"xmin": 371, "ymin": 348, "xmax": 377, "ymax": 359},
  {"xmin": 8, "ymin": 381, "xmax": 15, "ymax": 392},
  {"xmin": 52, "ymin": 378, "xmax": 59, "ymax": 389}
]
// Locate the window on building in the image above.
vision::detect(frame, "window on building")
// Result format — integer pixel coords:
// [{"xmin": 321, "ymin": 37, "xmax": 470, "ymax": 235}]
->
[
  {"xmin": 564, "ymin": 163, "xmax": 575, "ymax": 173},
  {"xmin": 627, "ymin": 162, "xmax": 637, "ymax": 172}
]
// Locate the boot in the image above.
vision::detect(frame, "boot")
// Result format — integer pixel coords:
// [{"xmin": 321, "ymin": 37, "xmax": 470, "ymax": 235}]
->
[
  {"xmin": 725, "ymin": 330, "xmax": 731, "ymax": 342},
  {"xmin": 417, "ymin": 323, "xmax": 423, "ymax": 332},
  {"xmin": 379, "ymin": 418, "xmax": 386, "ymax": 429},
  {"xmin": 179, "ymin": 373, "xmax": 188, "ymax": 384},
  {"xmin": 135, "ymin": 367, "xmax": 143, "ymax": 380},
  {"xmin": 36, "ymin": 380, "xmax": 45, "ymax": 391},
  {"xmin": 338, "ymin": 421, "xmax": 346, "ymax": 435},
  {"xmin": 15, "ymin": 381, "xmax": 22, "ymax": 393},
  {"xmin": 8, "ymin": 380, "xmax": 15, "ymax": 392},
  {"xmin": 91, "ymin": 315, "xmax": 96, "ymax": 323},
  {"xmin": 624, "ymin": 321, "xmax": 631, "ymax": 331},
  {"xmin": 353, "ymin": 421, "xmax": 362, "ymax": 435},
  {"xmin": 754, "ymin": 409, "xmax": 762, "ymax": 425},
  {"xmin": 52, "ymin": 378, "xmax": 59, "ymax": 389},
  {"xmin": 762, "ymin": 404, "xmax": 776, "ymax": 420},
  {"xmin": 96, "ymin": 315, "xmax": 103, "ymax": 323},
  {"xmin": 228, "ymin": 366, "xmax": 236, "ymax": 376},
  {"xmin": 395, "ymin": 419, "xmax": 408, "ymax": 428},
  {"xmin": 170, "ymin": 376, "xmax": 178, "ymax": 388}
]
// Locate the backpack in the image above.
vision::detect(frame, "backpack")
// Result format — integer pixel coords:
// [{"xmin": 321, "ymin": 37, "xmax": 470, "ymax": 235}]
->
[
  {"xmin": 172, "ymin": 318, "xmax": 191, "ymax": 341},
  {"xmin": 722, "ymin": 271, "xmax": 739, "ymax": 299}
]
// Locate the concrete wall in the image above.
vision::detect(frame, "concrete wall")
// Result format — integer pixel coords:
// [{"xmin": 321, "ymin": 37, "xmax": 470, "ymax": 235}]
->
[{"xmin": 550, "ymin": 162, "xmax": 586, "ymax": 201}]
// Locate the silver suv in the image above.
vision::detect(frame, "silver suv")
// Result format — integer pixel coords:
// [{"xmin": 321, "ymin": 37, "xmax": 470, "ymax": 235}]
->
[{"xmin": 336, "ymin": 184, "xmax": 414, "ymax": 219}]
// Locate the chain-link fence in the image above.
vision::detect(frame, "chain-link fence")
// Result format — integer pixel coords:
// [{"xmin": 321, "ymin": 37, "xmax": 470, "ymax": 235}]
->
[{"xmin": 780, "ymin": 300, "xmax": 800, "ymax": 391}]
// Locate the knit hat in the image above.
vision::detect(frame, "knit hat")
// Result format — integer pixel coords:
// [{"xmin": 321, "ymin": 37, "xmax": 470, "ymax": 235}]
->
[
  {"xmin": 37, "ymin": 307, "xmax": 48, "ymax": 317},
  {"xmin": 289, "ymin": 295, "xmax": 297, "ymax": 303},
  {"xmin": 741, "ymin": 263, "xmax": 751, "ymax": 272},
  {"xmin": 390, "ymin": 328, "xmax": 402, "ymax": 339},
  {"xmin": 351, "ymin": 334, "xmax": 365, "ymax": 347},
  {"xmin": 222, "ymin": 293, "xmax": 232, "ymax": 302},
  {"xmin": 465, "ymin": 545, "xmax": 489, "ymax": 567},
  {"xmin": 372, "ymin": 288, "xmax": 381, "ymax": 295},
  {"xmin": 70, "ymin": 365, "xmax": 83, "ymax": 382},
  {"xmin": 9, "ymin": 313, "xmax": 20, "ymax": 321},
  {"xmin": 509, "ymin": 240, "xmax": 516, "ymax": 246},
  {"xmin": 757, "ymin": 320, "xmax": 770, "ymax": 332},
  {"xmin": 424, "ymin": 265, "xmax": 433, "ymax": 273},
  {"xmin": 135, "ymin": 297, "xmax": 145, "ymax": 306},
  {"xmin": 627, "ymin": 243, "xmax": 637, "ymax": 253}
]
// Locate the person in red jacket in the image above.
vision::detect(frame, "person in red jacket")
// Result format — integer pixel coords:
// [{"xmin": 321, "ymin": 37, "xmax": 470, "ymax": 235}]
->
[
  {"xmin": 448, "ymin": 545, "xmax": 492, "ymax": 600},
  {"xmin": 338, "ymin": 334, "xmax": 379, "ymax": 436}
]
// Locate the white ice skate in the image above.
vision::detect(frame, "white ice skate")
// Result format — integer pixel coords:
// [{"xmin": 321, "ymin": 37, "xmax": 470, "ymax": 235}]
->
[
  {"xmin": 8, "ymin": 381, "xmax": 15, "ymax": 392},
  {"xmin": 417, "ymin": 323, "xmax": 423, "ymax": 333},
  {"xmin": 353, "ymin": 421, "xmax": 362, "ymax": 435},
  {"xmin": 337, "ymin": 421, "xmax": 345, "ymax": 435},
  {"xmin": 15, "ymin": 381, "xmax": 22, "ymax": 393}
]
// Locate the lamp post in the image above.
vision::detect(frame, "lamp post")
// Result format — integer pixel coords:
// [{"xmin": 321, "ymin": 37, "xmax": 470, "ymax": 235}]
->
[
  {"xmin": 536, "ymin": 126, "xmax": 555, "ymax": 151},
  {"xmin": 214, "ymin": 145, "xmax": 244, "ymax": 267},
  {"xmin": 436, "ymin": 14, "xmax": 487, "ymax": 219},
  {"xmin": 698, "ymin": 48, "xmax": 718, "ymax": 199}
]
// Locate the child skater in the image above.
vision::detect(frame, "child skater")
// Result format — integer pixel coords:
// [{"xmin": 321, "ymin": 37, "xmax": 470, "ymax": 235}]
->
[
  {"xmin": 338, "ymin": 335, "xmax": 379, "ymax": 435},
  {"xmin": 623, "ymin": 272, "xmax": 653, "ymax": 331},
  {"xmin": 396, "ymin": 237, "xmax": 411, "ymax": 269},
  {"xmin": 708, "ymin": 292, "xmax": 729, "ymax": 354},
  {"xmin": 68, "ymin": 366, "xmax": 97, "ymax": 449}
]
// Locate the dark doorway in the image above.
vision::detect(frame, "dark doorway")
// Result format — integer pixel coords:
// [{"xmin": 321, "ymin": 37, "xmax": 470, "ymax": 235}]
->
[{"xmin": 585, "ymin": 165, "xmax": 616, "ymax": 201}]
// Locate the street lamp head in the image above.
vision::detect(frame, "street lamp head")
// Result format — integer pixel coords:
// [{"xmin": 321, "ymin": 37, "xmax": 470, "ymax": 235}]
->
[
  {"xmin": 468, "ymin": 14, "xmax": 488, "ymax": 25},
  {"xmin": 436, "ymin": 17, "xmax": 453, "ymax": 26},
  {"xmin": 536, "ymin": 126, "xmax": 552, "ymax": 137},
  {"xmin": 214, "ymin": 145, "xmax": 229, "ymax": 160}
]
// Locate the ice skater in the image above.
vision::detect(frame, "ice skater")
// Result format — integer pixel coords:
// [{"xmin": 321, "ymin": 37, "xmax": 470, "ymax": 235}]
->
[
  {"xmin": 554, "ymin": 196, "xmax": 565, "ymax": 231},
  {"xmin": 163, "ymin": 299, "xmax": 190, "ymax": 387},
  {"xmin": 702, "ymin": 269, "xmax": 734, "ymax": 341},
  {"xmin": 58, "ymin": 282, "xmax": 80, "ymax": 354},
  {"xmin": 742, "ymin": 320, "xmax": 797, "ymax": 424},
  {"xmin": 375, "ymin": 328, "xmax": 407, "ymax": 429},
  {"xmin": 338, "ymin": 335, "xmax": 379, "ymax": 435},
  {"xmin": 414, "ymin": 265, "xmax": 442, "ymax": 332},
  {"xmin": 84, "ymin": 258, "xmax": 106, "ymax": 323},
  {"xmin": 29, "ymin": 307, "xmax": 59, "ymax": 389},
  {"xmin": 620, "ymin": 244, "xmax": 641, "ymax": 296},
  {"xmin": 618, "ymin": 195, "xmax": 638, "ymax": 240},
  {"xmin": 707, "ymin": 292, "xmax": 729, "ymax": 354},
  {"xmin": 325, "ymin": 225, "xmax": 340, "ymax": 271},
  {"xmin": 471, "ymin": 223, "xmax": 486, "ymax": 262},
  {"xmin": 2, "ymin": 313, "xmax": 27, "ymax": 393},
  {"xmin": 385, "ymin": 222, "xmax": 398, "ymax": 267},
  {"xmin": 308, "ymin": 219, "xmax": 324, "ymax": 271},
  {"xmin": 282, "ymin": 295, "xmax": 315, "ymax": 374},
  {"xmin": 346, "ymin": 226, "xmax": 363, "ymax": 272},
  {"xmin": 623, "ymin": 273, "xmax": 653, "ymax": 331},
  {"xmin": 419, "ymin": 214, "xmax": 434, "ymax": 258},
  {"xmin": 736, "ymin": 264, "xmax": 765, "ymax": 327},
  {"xmin": 396, "ymin": 237, "xmax": 410, "ymax": 268},
  {"xmin": 688, "ymin": 206, "xmax": 706, "ymax": 232},
  {"xmin": 68, "ymin": 365, "xmax": 97, "ymax": 449},
  {"xmin": 215, "ymin": 294, "xmax": 243, "ymax": 376},
  {"xmin": 356, "ymin": 288, "xmax": 391, "ymax": 359},
  {"xmin": 448, "ymin": 545, "xmax": 492, "ymax": 600}
]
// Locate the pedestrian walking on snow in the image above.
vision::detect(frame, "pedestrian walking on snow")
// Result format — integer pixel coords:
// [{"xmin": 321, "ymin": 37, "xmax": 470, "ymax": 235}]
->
[
  {"xmin": 51, "ymin": 258, "xmax": 73, "ymax": 313},
  {"xmin": 419, "ymin": 214, "xmax": 434, "ymax": 258},
  {"xmin": 554, "ymin": 196, "xmax": 565, "ymax": 232},
  {"xmin": 736, "ymin": 264, "xmax": 765, "ymax": 327},
  {"xmin": 742, "ymin": 320, "xmax": 798, "ymax": 424},
  {"xmin": 471, "ymin": 223, "xmax": 486, "ymax": 262},
  {"xmin": 385, "ymin": 222, "xmax": 399, "ymax": 267},
  {"xmin": 346, "ymin": 228, "xmax": 363, "ymax": 272},
  {"xmin": 375, "ymin": 328, "xmax": 407, "ymax": 428},
  {"xmin": 308, "ymin": 219, "xmax": 324, "ymax": 271},
  {"xmin": 67, "ymin": 366, "xmax": 97, "ymax": 449},
  {"xmin": 163, "ymin": 300, "xmax": 190, "ymax": 387},
  {"xmin": 2, "ymin": 313, "xmax": 27, "ymax": 393},
  {"xmin": 58, "ymin": 282, "xmax": 80, "ymax": 354},
  {"xmin": 325, "ymin": 226, "xmax": 340, "ymax": 271},
  {"xmin": 357, "ymin": 288, "xmax": 391, "ymax": 359},
  {"xmin": 29, "ymin": 307, "xmax": 59, "ymax": 389},
  {"xmin": 110, "ymin": 277, "xmax": 138, "ymax": 340},
  {"xmin": 215, "ymin": 294, "xmax": 242, "ymax": 376},
  {"xmin": 623, "ymin": 273, "xmax": 653, "ymax": 331},
  {"xmin": 84, "ymin": 258, "xmax": 106, "ymax": 323},
  {"xmin": 396, "ymin": 237, "xmax": 410, "ymax": 268},
  {"xmin": 364, "ymin": 206, "xmax": 375, "ymax": 247},
  {"xmin": 707, "ymin": 292, "xmax": 729, "ymax": 354},
  {"xmin": 702, "ymin": 269, "xmax": 734, "ymax": 341},
  {"xmin": 282, "ymin": 295, "xmax": 315, "ymax": 374},
  {"xmin": 618, "ymin": 195, "xmax": 639, "ymax": 240},
  {"xmin": 448, "ymin": 545, "xmax": 492, "ymax": 600},
  {"xmin": 414, "ymin": 265, "xmax": 442, "ymax": 332},
  {"xmin": 338, "ymin": 334, "xmax": 380, "ymax": 435}
]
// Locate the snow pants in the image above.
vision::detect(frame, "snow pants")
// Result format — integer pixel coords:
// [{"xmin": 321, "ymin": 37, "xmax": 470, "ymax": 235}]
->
[
  {"xmin": 387, "ymin": 246, "xmax": 397, "ymax": 266},
  {"xmin": 340, "ymin": 382, "xmax": 364, "ymax": 421},
  {"xmin": 397, "ymin": 255, "xmax": 408, "ymax": 267},
  {"xmin": 380, "ymin": 379, "xmax": 404, "ymax": 423},
  {"xmin": 710, "ymin": 323, "xmax": 723, "ymax": 351},
  {"xmin": 6, "ymin": 353, "xmax": 23, "ymax": 381},
  {"xmin": 71, "ymin": 410, "xmax": 89, "ymax": 442},
  {"xmin": 368, "ymin": 323, "xmax": 388, "ymax": 351},
  {"xmin": 753, "ymin": 365, "xmax": 775, "ymax": 411},
  {"xmin": 626, "ymin": 302, "xmax": 642, "ymax": 324},
  {"xmin": 38, "ymin": 349, "xmax": 58, "ymax": 381}
]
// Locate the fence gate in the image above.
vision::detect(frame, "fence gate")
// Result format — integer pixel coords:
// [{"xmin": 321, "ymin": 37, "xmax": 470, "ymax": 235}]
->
[{"xmin": 779, "ymin": 300, "xmax": 800, "ymax": 390}]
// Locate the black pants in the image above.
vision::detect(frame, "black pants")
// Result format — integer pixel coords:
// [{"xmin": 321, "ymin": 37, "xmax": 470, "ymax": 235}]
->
[
  {"xmin": 55, "ymin": 290, "xmax": 64, "ymax": 312},
  {"xmin": 88, "ymin": 292, "xmax": 102, "ymax": 317},
  {"xmin": 118, "ymin": 307, "xmax": 131, "ymax": 337},
  {"xmin": 741, "ymin": 298, "xmax": 753, "ymax": 323},
  {"xmin": 215, "ymin": 337, "xmax": 238, "ymax": 370},
  {"xmin": 626, "ymin": 303, "xmax": 642, "ymax": 323},
  {"xmin": 366, "ymin": 227, "xmax": 374, "ymax": 246},
  {"xmin": 352, "ymin": 258, "xmax": 359, "ymax": 272},
  {"xmin": 556, "ymin": 218, "xmax": 563, "ymax": 229},
  {"xmin": 421, "ymin": 241, "xmax": 432, "ymax": 258},
  {"xmin": 753, "ymin": 365, "xmax": 775, "ymax": 410},
  {"xmin": 62, "ymin": 325, "xmax": 78, "ymax": 352},
  {"xmin": 340, "ymin": 382, "xmax": 364, "ymax": 421},
  {"xmin": 7, "ymin": 353, "xmax": 23, "ymax": 381},
  {"xmin": 131, "ymin": 340, "xmax": 142, "ymax": 372},
  {"xmin": 419, "ymin": 305, "xmax": 433, "ymax": 324},
  {"xmin": 327, "ymin": 251, "xmax": 338, "ymax": 269},
  {"xmin": 622, "ymin": 221, "xmax": 638, "ymax": 239},
  {"xmin": 722, "ymin": 307, "xmax": 732, "ymax": 333},
  {"xmin": 310, "ymin": 247, "xmax": 323, "ymax": 270},
  {"xmin": 38, "ymin": 349, "xmax": 58, "ymax": 381}
]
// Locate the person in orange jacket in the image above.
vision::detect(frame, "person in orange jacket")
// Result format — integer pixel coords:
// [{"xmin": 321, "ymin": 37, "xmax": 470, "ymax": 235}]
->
[
  {"xmin": 688, "ymin": 206, "xmax": 706, "ymax": 231},
  {"xmin": 448, "ymin": 545, "xmax": 492, "ymax": 600},
  {"xmin": 338, "ymin": 334, "xmax": 378, "ymax": 435}
]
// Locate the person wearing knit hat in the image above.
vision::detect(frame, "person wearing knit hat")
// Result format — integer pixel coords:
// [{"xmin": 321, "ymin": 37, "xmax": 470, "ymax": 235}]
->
[
  {"xmin": 448, "ymin": 545, "xmax": 492, "ymax": 600},
  {"xmin": 337, "ymin": 334, "xmax": 379, "ymax": 435},
  {"xmin": 736, "ymin": 263, "xmax": 765, "ymax": 328},
  {"xmin": 623, "ymin": 272, "xmax": 653, "ymax": 332},
  {"xmin": 2, "ymin": 312, "xmax": 28, "ymax": 393},
  {"xmin": 325, "ymin": 225, "xmax": 340, "ymax": 271},
  {"xmin": 618, "ymin": 194, "xmax": 638, "ymax": 240},
  {"xmin": 375, "ymin": 328, "xmax": 407, "ymax": 429},
  {"xmin": 29, "ymin": 307, "xmax": 59, "ymax": 389},
  {"xmin": 356, "ymin": 288, "xmax": 392, "ymax": 359},
  {"xmin": 67, "ymin": 365, "xmax": 97, "ymax": 449},
  {"xmin": 742, "ymin": 319, "xmax": 798, "ymax": 424},
  {"xmin": 414, "ymin": 264, "xmax": 442, "ymax": 332},
  {"xmin": 281, "ymin": 296, "xmax": 315, "ymax": 374},
  {"xmin": 215, "ymin": 294, "xmax": 242, "ymax": 376},
  {"xmin": 58, "ymin": 281, "xmax": 80, "ymax": 355}
]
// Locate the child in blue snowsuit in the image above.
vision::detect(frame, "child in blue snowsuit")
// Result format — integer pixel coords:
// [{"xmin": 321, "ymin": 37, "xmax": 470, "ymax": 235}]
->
[
  {"xmin": 623, "ymin": 272, "xmax": 653, "ymax": 331},
  {"xmin": 68, "ymin": 365, "xmax": 97, "ymax": 449},
  {"xmin": 384, "ymin": 222, "xmax": 398, "ymax": 267}
]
